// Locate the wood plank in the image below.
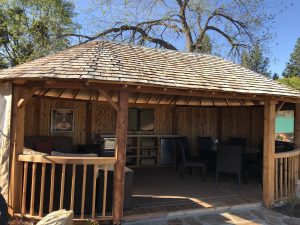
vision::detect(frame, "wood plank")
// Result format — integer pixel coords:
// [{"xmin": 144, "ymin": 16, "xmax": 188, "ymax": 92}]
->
[
  {"xmin": 70, "ymin": 164, "xmax": 76, "ymax": 211},
  {"xmin": 59, "ymin": 164, "xmax": 66, "ymax": 209},
  {"xmin": 98, "ymin": 89, "xmax": 118, "ymax": 111},
  {"xmin": 280, "ymin": 158, "xmax": 283, "ymax": 199},
  {"xmin": 9, "ymin": 86, "xmax": 26, "ymax": 214},
  {"xmin": 21, "ymin": 162, "xmax": 28, "ymax": 214},
  {"xmin": 92, "ymin": 165, "xmax": 97, "ymax": 218},
  {"xmin": 113, "ymin": 91, "xmax": 129, "ymax": 224},
  {"xmin": 263, "ymin": 100, "xmax": 275, "ymax": 208},
  {"xmin": 85, "ymin": 102, "xmax": 92, "ymax": 144},
  {"xmin": 39, "ymin": 163, "xmax": 46, "ymax": 217},
  {"xmin": 25, "ymin": 80, "xmax": 300, "ymax": 103},
  {"xmin": 217, "ymin": 108, "xmax": 223, "ymax": 143},
  {"xmin": 30, "ymin": 163, "xmax": 37, "ymax": 216},
  {"xmin": 285, "ymin": 158, "xmax": 288, "ymax": 197},
  {"xmin": 81, "ymin": 164, "xmax": 87, "ymax": 219},
  {"xmin": 49, "ymin": 164, "xmax": 55, "ymax": 213},
  {"xmin": 102, "ymin": 165, "xmax": 108, "ymax": 217},
  {"xmin": 275, "ymin": 158, "xmax": 278, "ymax": 200},
  {"xmin": 17, "ymin": 88, "xmax": 38, "ymax": 108},
  {"xmin": 295, "ymin": 104, "xmax": 300, "ymax": 175},
  {"xmin": 18, "ymin": 155, "xmax": 115, "ymax": 165}
]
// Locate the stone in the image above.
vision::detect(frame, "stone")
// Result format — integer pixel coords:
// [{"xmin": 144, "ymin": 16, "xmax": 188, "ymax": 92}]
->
[
  {"xmin": 167, "ymin": 218, "xmax": 184, "ymax": 225},
  {"xmin": 184, "ymin": 216, "xmax": 203, "ymax": 225},
  {"xmin": 37, "ymin": 210, "xmax": 73, "ymax": 225}
]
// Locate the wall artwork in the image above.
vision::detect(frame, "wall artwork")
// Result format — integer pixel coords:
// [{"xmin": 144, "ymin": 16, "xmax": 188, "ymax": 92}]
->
[{"xmin": 51, "ymin": 108, "xmax": 74, "ymax": 132}]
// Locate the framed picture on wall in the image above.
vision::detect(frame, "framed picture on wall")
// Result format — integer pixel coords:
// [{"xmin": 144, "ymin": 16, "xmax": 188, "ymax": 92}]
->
[{"xmin": 50, "ymin": 108, "xmax": 74, "ymax": 132}]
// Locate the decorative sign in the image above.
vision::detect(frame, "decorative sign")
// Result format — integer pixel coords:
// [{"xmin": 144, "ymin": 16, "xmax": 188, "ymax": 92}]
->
[{"xmin": 51, "ymin": 108, "xmax": 74, "ymax": 132}]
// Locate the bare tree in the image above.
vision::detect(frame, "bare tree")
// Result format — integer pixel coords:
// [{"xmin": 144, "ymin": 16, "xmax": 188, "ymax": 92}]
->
[{"xmin": 66, "ymin": 0, "xmax": 273, "ymax": 57}]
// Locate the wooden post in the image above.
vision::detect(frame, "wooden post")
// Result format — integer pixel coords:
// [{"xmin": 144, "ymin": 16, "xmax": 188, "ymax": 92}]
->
[
  {"xmin": 263, "ymin": 100, "xmax": 276, "ymax": 208},
  {"xmin": 295, "ymin": 104, "xmax": 300, "ymax": 178},
  {"xmin": 112, "ymin": 91, "xmax": 128, "ymax": 225},
  {"xmin": 8, "ymin": 86, "xmax": 26, "ymax": 214}
]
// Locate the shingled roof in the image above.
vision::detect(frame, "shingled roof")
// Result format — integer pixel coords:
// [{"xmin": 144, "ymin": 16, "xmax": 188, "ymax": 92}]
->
[{"xmin": 0, "ymin": 40, "xmax": 299, "ymax": 98}]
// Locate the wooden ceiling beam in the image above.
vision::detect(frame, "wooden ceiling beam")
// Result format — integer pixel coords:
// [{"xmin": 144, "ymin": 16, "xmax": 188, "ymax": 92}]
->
[{"xmin": 20, "ymin": 80, "xmax": 300, "ymax": 103}]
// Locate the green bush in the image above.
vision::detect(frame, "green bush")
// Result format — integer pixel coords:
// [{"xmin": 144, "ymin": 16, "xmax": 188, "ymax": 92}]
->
[{"xmin": 279, "ymin": 77, "xmax": 300, "ymax": 91}]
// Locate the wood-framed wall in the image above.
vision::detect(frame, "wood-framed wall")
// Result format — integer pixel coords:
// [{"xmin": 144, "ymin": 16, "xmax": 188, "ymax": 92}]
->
[{"xmin": 24, "ymin": 96, "xmax": 264, "ymax": 153}]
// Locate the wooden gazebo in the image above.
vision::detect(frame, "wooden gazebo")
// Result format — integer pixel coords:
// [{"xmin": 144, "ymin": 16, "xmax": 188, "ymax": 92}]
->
[{"xmin": 1, "ymin": 40, "xmax": 300, "ymax": 224}]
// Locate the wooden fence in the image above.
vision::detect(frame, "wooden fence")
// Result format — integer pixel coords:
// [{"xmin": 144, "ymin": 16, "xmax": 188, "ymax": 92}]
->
[
  {"xmin": 274, "ymin": 149, "xmax": 300, "ymax": 201},
  {"xmin": 18, "ymin": 155, "xmax": 115, "ymax": 221}
]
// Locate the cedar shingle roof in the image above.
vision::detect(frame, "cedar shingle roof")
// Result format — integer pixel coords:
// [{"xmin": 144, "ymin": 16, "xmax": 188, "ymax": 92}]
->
[{"xmin": 0, "ymin": 40, "xmax": 299, "ymax": 98}]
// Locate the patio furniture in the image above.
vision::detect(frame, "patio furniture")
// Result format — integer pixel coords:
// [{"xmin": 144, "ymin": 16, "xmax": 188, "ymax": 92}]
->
[
  {"xmin": 197, "ymin": 136, "xmax": 216, "ymax": 171},
  {"xmin": 24, "ymin": 136, "xmax": 75, "ymax": 154},
  {"xmin": 216, "ymin": 145, "xmax": 243, "ymax": 185},
  {"xmin": 176, "ymin": 137, "xmax": 206, "ymax": 180},
  {"xmin": 228, "ymin": 137, "xmax": 247, "ymax": 149},
  {"xmin": 243, "ymin": 151, "xmax": 262, "ymax": 184}
]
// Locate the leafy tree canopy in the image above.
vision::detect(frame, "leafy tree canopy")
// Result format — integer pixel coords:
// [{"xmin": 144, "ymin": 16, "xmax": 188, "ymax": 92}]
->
[
  {"xmin": 278, "ymin": 76, "xmax": 300, "ymax": 91},
  {"xmin": 0, "ymin": 0, "xmax": 78, "ymax": 68},
  {"xmin": 283, "ymin": 38, "xmax": 300, "ymax": 78},
  {"xmin": 240, "ymin": 43, "xmax": 271, "ymax": 76}
]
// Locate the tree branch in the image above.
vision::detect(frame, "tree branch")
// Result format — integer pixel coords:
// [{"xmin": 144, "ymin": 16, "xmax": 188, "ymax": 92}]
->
[{"xmin": 63, "ymin": 25, "xmax": 178, "ymax": 50}]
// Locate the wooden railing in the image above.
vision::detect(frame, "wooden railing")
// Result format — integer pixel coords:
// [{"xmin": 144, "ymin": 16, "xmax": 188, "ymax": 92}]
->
[
  {"xmin": 18, "ymin": 155, "xmax": 115, "ymax": 221},
  {"xmin": 274, "ymin": 149, "xmax": 300, "ymax": 201}
]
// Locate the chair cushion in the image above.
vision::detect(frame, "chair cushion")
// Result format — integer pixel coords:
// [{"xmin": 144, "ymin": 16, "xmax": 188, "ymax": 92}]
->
[
  {"xmin": 35, "ymin": 141, "xmax": 53, "ymax": 154},
  {"xmin": 51, "ymin": 151, "xmax": 97, "ymax": 157},
  {"xmin": 23, "ymin": 147, "xmax": 49, "ymax": 156}
]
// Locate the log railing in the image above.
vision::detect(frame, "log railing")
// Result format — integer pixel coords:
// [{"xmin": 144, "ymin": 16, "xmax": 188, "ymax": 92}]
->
[
  {"xmin": 274, "ymin": 149, "xmax": 300, "ymax": 201},
  {"xmin": 18, "ymin": 155, "xmax": 115, "ymax": 221}
]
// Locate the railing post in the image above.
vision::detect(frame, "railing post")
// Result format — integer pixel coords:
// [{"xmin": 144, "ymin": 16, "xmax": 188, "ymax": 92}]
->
[
  {"xmin": 113, "ymin": 91, "xmax": 128, "ymax": 225},
  {"xmin": 263, "ymin": 100, "xmax": 276, "ymax": 208}
]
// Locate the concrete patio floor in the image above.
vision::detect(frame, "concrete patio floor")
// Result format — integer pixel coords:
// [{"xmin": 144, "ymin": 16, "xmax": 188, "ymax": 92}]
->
[{"xmin": 124, "ymin": 206, "xmax": 300, "ymax": 225}]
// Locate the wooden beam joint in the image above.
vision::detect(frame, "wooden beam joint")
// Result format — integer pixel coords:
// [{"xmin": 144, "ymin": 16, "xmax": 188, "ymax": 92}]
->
[
  {"xmin": 17, "ymin": 88, "xmax": 38, "ymax": 108},
  {"xmin": 98, "ymin": 89, "xmax": 118, "ymax": 112}
]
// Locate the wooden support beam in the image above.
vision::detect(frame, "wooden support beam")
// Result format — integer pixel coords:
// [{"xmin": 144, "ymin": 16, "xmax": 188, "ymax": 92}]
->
[
  {"xmin": 295, "ymin": 104, "xmax": 300, "ymax": 149},
  {"xmin": 17, "ymin": 88, "xmax": 37, "ymax": 108},
  {"xmin": 276, "ymin": 101, "xmax": 285, "ymax": 112},
  {"xmin": 263, "ymin": 100, "xmax": 276, "ymax": 208},
  {"xmin": 112, "ymin": 91, "xmax": 128, "ymax": 225},
  {"xmin": 294, "ymin": 104, "xmax": 300, "ymax": 177},
  {"xmin": 9, "ymin": 86, "xmax": 26, "ymax": 214},
  {"xmin": 98, "ymin": 89, "xmax": 118, "ymax": 111}
]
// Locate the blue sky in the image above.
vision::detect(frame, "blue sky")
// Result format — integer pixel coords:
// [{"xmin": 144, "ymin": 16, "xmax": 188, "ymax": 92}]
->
[
  {"xmin": 267, "ymin": 0, "xmax": 300, "ymax": 75},
  {"xmin": 73, "ymin": 0, "xmax": 300, "ymax": 76}
]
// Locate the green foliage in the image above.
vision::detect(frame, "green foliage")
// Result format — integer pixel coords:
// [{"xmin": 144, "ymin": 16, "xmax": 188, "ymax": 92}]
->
[
  {"xmin": 278, "ymin": 76, "xmax": 300, "ymax": 91},
  {"xmin": 240, "ymin": 43, "xmax": 271, "ymax": 76},
  {"xmin": 0, "ymin": 0, "xmax": 78, "ymax": 67},
  {"xmin": 283, "ymin": 38, "xmax": 300, "ymax": 77}
]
